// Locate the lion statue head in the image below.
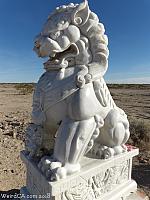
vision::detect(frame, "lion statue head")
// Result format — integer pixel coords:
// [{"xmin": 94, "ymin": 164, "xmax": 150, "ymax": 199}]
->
[{"xmin": 33, "ymin": 0, "xmax": 109, "ymax": 76}]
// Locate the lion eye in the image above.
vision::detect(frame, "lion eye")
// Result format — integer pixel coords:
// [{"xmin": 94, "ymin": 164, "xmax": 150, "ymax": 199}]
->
[{"xmin": 50, "ymin": 31, "xmax": 60, "ymax": 39}]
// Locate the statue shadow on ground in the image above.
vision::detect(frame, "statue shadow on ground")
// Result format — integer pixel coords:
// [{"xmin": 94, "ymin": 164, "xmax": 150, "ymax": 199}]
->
[{"xmin": 132, "ymin": 165, "xmax": 150, "ymax": 188}]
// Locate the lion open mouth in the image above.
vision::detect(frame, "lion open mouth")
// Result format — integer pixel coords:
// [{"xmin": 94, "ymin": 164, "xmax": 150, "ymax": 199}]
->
[{"xmin": 44, "ymin": 43, "xmax": 79, "ymax": 69}]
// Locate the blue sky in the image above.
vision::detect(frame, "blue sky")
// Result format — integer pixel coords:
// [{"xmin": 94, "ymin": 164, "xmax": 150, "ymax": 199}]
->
[{"xmin": 0, "ymin": 0, "xmax": 150, "ymax": 83}]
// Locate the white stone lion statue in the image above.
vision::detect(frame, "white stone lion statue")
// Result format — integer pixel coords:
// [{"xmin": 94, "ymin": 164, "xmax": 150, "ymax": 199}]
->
[{"xmin": 25, "ymin": 0, "xmax": 130, "ymax": 181}]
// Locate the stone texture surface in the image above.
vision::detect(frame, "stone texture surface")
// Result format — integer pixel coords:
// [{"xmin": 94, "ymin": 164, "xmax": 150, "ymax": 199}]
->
[
  {"xmin": 20, "ymin": 149, "xmax": 139, "ymax": 200},
  {"xmin": 24, "ymin": 0, "xmax": 132, "ymax": 182}
]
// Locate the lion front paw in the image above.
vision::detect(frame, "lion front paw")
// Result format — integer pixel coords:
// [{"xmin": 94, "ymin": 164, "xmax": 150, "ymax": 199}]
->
[
  {"xmin": 38, "ymin": 156, "xmax": 65, "ymax": 180},
  {"xmin": 38, "ymin": 156, "xmax": 81, "ymax": 181},
  {"xmin": 51, "ymin": 167, "xmax": 67, "ymax": 181}
]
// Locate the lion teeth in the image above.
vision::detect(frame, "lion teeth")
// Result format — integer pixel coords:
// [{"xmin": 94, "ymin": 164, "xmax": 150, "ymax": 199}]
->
[
  {"xmin": 51, "ymin": 52, "xmax": 56, "ymax": 57},
  {"xmin": 54, "ymin": 59, "xmax": 59, "ymax": 63}
]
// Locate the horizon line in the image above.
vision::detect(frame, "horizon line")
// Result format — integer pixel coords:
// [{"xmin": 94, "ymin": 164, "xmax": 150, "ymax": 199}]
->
[{"xmin": 0, "ymin": 82, "xmax": 150, "ymax": 85}]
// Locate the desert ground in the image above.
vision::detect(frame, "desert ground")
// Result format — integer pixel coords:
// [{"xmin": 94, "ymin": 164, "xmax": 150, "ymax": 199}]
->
[{"xmin": 0, "ymin": 83, "xmax": 150, "ymax": 198}]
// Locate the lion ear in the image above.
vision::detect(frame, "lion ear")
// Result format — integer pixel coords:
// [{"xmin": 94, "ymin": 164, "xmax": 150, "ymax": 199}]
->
[{"xmin": 72, "ymin": 0, "xmax": 90, "ymax": 26}]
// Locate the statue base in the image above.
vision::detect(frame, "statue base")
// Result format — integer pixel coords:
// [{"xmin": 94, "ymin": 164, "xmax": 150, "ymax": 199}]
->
[{"xmin": 20, "ymin": 148, "xmax": 147, "ymax": 200}]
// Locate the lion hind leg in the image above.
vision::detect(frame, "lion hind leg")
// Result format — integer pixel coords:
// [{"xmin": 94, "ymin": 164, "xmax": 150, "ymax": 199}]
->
[
  {"xmin": 102, "ymin": 109, "xmax": 130, "ymax": 146},
  {"xmin": 92, "ymin": 109, "xmax": 130, "ymax": 158}
]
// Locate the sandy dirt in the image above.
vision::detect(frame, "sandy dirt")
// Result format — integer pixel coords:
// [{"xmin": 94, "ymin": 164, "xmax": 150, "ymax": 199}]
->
[
  {"xmin": 110, "ymin": 86, "xmax": 150, "ymax": 121},
  {"xmin": 0, "ymin": 84, "xmax": 32, "ymax": 192},
  {"xmin": 0, "ymin": 84, "xmax": 149, "ymax": 197}
]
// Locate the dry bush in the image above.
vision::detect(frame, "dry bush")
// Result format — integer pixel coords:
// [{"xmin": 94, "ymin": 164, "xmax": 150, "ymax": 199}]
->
[
  {"xmin": 128, "ymin": 117, "xmax": 150, "ymax": 150},
  {"xmin": 108, "ymin": 84, "xmax": 149, "ymax": 90},
  {"xmin": 14, "ymin": 83, "xmax": 35, "ymax": 95}
]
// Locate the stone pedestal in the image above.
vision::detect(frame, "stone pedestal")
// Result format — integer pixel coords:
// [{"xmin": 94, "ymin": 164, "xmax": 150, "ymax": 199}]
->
[{"xmin": 20, "ymin": 148, "xmax": 149, "ymax": 200}]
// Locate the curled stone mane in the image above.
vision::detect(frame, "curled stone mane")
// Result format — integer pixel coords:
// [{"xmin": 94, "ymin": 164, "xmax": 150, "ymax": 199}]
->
[
  {"xmin": 79, "ymin": 12, "xmax": 109, "ymax": 67},
  {"xmin": 49, "ymin": 3, "xmax": 79, "ymax": 15},
  {"xmin": 48, "ymin": 1, "xmax": 109, "ymax": 69}
]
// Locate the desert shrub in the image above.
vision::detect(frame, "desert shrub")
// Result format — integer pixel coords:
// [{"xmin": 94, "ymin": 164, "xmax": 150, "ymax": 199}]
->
[
  {"xmin": 129, "ymin": 117, "xmax": 150, "ymax": 150},
  {"xmin": 108, "ymin": 84, "xmax": 149, "ymax": 90},
  {"xmin": 14, "ymin": 83, "xmax": 35, "ymax": 95}
]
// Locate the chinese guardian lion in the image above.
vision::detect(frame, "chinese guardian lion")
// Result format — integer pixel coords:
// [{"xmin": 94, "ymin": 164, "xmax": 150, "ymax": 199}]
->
[{"xmin": 26, "ymin": 0, "xmax": 130, "ymax": 181}]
